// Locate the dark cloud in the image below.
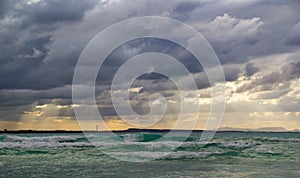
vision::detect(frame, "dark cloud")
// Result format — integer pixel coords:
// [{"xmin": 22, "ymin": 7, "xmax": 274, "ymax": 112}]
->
[
  {"xmin": 0, "ymin": 85, "xmax": 72, "ymax": 107},
  {"xmin": 283, "ymin": 62, "xmax": 300, "ymax": 80},
  {"xmin": 245, "ymin": 63, "xmax": 259, "ymax": 77},
  {"xmin": 171, "ymin": 1, "xmax": 204, "ymax": 21},
  {"xmin": 26, "ymin": 0, "xmax": 98, "ymax": 24},
  {"xmin": 1, "ymin": 0, "xmax": 299, "ymax": 91},
  {"xmin": 254, "ymin": 72, "xmax": 281, "ymax": 86},
  {"xmin": 97, "ymin": 37, "xmax": 204, "ymax": 86},
  {"xmin": 0, "ymin": 0, "xmax": 10, "ymax": 18},
  {"xmin": 0, "ymin": 0, "xmax": 300, "ymax": 124},
  {"xmin": 0, "ymin": 105, "xmax": 32, "ymax": 121},
  {"xmin": 197, "ymin": 0, "xmax": 300, "ymax": 65},
  {"xmin": 257, "ymin": 62, "xmax": 300, "ymax": 85},
  {"xmin": 0, "ymin": 0, "xmax": 99, "ymax": 91},
  {"xmin": 286, "ymin": 22, "xmax": 300, "ymax": 46},
  {"xmin": 236, "ymin": 61, "xmax": 300, "ymax": 94},
  {"xmin": 223, "ymin": 65, "xmax": 242, "ymax": 81}
]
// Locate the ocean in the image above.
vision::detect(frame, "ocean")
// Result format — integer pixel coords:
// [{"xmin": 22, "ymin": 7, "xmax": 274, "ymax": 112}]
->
[{"xmin": 1, "ymin": 131, "xmax": 300, "ymax": 177}]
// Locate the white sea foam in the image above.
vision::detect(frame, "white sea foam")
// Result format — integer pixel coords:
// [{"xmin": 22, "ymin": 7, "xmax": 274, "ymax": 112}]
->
[
  {"xmin": 110, "ymin": 151, "xmax": 212, "ymax": 160},
  {"xmin": 218, "ymin": 140, "xmax": 257, "ymax": 149},
  {"xmin": 4, "ymin": 135, "xmax": 81, "ymax": 142},
  {"xmin": 257, "ymin": 137, "xmax": 300, "ymax": 142},
  {"xmin": 2, "ymin": 134, "xmax": 299, "ymax": 150},
  {"xmin": 0, "ymin": 141, "xmax": 90, "ymax": 148}
]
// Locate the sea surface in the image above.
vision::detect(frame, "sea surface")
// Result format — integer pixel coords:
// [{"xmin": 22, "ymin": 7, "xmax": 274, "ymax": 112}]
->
[{"xmin": 1, "ymin": 131, "xmax": 300, "ymax": 177}]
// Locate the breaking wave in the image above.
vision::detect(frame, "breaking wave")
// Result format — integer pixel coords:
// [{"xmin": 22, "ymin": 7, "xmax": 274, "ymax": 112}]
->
[
  {"xmin": 0, "ymin": 133, "xmax": 289, "ymax": 149},
  {"xmin": 0, "ymin": 132, "xmax": 299, "ymax": 160}
]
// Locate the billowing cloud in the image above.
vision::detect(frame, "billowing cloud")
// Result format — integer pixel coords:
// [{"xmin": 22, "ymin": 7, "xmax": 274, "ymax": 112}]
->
[
  {"xmin": 0, "ymin": 0, "xmax": 300, "ymax": 130},
  {"xmin": 203, "ymin": 13, "xmax": 264, "ymax": 44}
]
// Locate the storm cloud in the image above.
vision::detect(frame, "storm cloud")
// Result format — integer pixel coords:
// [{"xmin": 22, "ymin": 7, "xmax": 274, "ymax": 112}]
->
[{"xmin": 0, "ymin": 0, "xmax": 300, "ymax": 130}]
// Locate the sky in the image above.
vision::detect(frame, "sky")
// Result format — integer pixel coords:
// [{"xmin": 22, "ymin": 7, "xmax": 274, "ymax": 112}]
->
[{"xmin": 0, "ymin": 0, "xmax": 300, "ymax": 131}]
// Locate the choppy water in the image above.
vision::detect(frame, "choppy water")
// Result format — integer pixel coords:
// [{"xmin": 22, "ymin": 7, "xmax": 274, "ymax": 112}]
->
[{"xmin": 1, "ymin": 131, "xmax": 300, "ymax": 177}]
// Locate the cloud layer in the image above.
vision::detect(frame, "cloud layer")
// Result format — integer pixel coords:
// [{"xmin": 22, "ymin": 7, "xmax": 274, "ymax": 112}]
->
[{"xmin": 0, "ymin": 0, "xmax": 299, "ymax": 130}]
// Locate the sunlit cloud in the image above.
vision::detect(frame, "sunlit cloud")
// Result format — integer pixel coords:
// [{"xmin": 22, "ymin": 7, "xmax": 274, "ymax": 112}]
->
[{"xmin": 0, "ymin": 0, "xmax": 299, "ymax": 131}]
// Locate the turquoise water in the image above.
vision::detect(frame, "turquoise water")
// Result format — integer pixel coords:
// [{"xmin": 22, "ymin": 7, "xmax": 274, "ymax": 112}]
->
[{"xmin": 1, "ymin": 132, "xmax": 300, "ymax": 177}]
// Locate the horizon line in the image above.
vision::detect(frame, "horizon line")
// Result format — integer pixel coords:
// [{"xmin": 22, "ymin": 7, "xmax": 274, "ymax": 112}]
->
[{"xmin": 0, "ymin": 127, "xmax": 298, "ymax": 133}]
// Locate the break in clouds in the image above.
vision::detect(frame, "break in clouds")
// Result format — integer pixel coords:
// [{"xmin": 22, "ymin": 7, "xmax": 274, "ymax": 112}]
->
[{"xmin": 0, "ymin": 0, "xmax": 299, "ymax": 130}]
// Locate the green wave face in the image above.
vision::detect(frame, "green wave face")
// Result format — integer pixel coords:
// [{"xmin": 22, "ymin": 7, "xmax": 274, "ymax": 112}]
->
[
  {"xmin": 0, "ymin": 132, "xmax": 300, "ymax": 160},
  {"xmin": 1, "ymin": 131, "xmax": 300, "ymax": 177}
]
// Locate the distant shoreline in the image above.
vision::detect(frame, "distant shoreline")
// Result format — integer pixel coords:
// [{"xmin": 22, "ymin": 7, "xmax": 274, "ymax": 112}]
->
[{"xmin": 0, "ymin": 128, "xmax": 298, "ymax": 134}]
